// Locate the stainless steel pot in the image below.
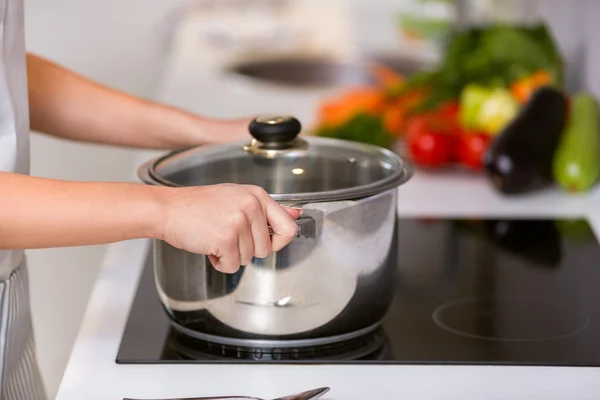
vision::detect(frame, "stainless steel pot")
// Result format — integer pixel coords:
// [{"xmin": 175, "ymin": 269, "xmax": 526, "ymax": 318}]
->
[{"xmin": 138, "ymin": 115, "xmax": 413, "ymax": 344}]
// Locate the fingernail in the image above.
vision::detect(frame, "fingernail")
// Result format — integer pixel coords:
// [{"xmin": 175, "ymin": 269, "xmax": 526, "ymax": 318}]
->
[{"xmin": 292, "ymin": 207, "xmax": 304, "ymax": 216}]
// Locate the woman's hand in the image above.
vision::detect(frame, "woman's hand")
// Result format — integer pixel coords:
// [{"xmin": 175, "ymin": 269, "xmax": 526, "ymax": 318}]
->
[
  {"xmin": 192, "ymin": 116, "xmax": 256, "ymax": 145},
  {"xmin": 159, "ymin": 184, "xmax": 301, "ymax": 273},
  {"xmin": 27, "ymin": 53, "xmax": 256, "ymax": 149},
  {"xmin": 0, "ymin": 172, "xmax": 298, "ymax": 274}
]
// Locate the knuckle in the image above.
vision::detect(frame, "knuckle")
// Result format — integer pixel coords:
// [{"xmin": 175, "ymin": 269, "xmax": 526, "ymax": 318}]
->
[
  {"xmin": 229, "ymin": 211, "xmax": 248, "ymax": 229},
  {"xmin": 226, "ymin": 233, "xmax": 239, "ymax": 246},
  {"xmin": 249, "ymin": 185, "xmax": 268, "ymax": 198},
  {"xmin": 217, "ymin": 232, "xmax": 238, "ymax": 248},
  {"xmin": 240, "ymin": 194, "xmax": 262, "ymax": 213}
]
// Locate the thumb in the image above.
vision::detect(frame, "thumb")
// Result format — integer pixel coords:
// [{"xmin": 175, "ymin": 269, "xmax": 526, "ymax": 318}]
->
[{"xmin": 284, "ymin": 207, "xmax": 303, "ymax": 220}]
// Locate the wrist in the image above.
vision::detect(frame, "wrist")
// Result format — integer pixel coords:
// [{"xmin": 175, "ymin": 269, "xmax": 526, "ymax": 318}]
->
[{"xmin": 136, "ymin": 184, "xmax": 173, "ymax": 241}]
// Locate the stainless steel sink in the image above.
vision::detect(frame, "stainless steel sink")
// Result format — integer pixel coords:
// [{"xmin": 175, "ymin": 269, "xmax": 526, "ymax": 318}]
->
[{"xmin": 226, "ymin": 55, "xmax": 430, "ymax": 88}]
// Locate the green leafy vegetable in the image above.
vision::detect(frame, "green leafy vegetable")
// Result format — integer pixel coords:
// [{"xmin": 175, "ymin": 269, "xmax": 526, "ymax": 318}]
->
[
  {"xmin": 395, "ymin": 23, "xmax": 563, "ymax": 113},
  {"xmin": 315, "ymin": 114, "xmax": 395, "ymax": 149}
]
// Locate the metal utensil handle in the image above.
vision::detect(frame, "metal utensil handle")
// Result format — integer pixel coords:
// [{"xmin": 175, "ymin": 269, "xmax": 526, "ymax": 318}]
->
[
  {"xmin": 123, "ymin": 387, "xmax": 330, "ymax": 400},
  {"xmin": 268, "ymin": 216, "xmax": 316, "ymax": 239},
  {"xmin": 273, "ymin": 387, "xmax": 330, "ymax": 400},
  {"xmin": 123, "ymin": 397, "xmax": 259, "ymax": 400}
]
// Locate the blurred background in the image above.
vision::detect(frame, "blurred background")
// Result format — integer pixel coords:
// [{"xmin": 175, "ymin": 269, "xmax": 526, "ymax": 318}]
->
[{"xmin": 23, "ymin": 0, "xmax": 600, "ymax": 398}]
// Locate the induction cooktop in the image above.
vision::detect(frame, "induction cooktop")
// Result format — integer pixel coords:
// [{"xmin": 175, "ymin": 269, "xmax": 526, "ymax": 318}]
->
[{"xmin": 116, "ymin": 217, "xmax": 600, "ymax": 366}]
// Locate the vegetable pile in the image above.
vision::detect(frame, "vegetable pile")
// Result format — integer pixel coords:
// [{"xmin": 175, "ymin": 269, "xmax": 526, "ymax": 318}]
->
[
  {"xmin": 315, "ymin": 23, "xmax": 559, "ymax": 168},
  {"xmin": 313, "ymin": 22, "xmax": 600, "ymax": 194},
  {"xmin": 313, "ymin": 65, "xmax": 424, "ymax": 150}
]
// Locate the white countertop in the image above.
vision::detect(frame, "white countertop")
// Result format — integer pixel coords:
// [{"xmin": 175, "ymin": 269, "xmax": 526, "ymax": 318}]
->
[{"xmin": 55, "ymin": 25, "xmax": 600, "ymax": 400}]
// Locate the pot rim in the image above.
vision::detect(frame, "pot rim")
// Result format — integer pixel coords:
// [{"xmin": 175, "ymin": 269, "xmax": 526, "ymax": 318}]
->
[{"xmin": 138, "ymin": 136, "xmax": 414, "ymax": 203}]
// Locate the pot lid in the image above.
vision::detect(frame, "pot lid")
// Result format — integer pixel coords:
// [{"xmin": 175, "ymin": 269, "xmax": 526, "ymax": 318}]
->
[{"xmin": 144, "ymin": 115, "xmax": 413, "ymax": 203}]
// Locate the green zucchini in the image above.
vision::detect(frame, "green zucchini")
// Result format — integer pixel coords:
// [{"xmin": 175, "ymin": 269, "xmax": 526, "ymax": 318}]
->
[{"xmin": 553, "ymin": 93, "xmax": 600, "ymax": 192}]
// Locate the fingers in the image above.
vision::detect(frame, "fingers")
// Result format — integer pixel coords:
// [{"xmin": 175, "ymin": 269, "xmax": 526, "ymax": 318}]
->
[
  {"xmin": 246, "ymin": 187, "xmax": 300, "ymax": 252},
  {"xmin": 239, "ymin": 192, "xmax": 271, "ymax": 259},
  {"xmin": 207, "ymin": 255, "xmax": 220, "ymax": 271},
  {"xmin": 238, "ymin": 220, "xmax": 255, "ymax": 266},
  {"xmin": 250, "ymin": 216, "xmax": 271, "ymax": 259},
  {"xmin": 284, "ymin": 207, "xmax": 303, "ymax": 220},
  {"xmin": 264, "ymin": 202, "xmax": 300, "ymax": 252},
  {"xmin": 208, "ymin": 186, "xmax": 302, "ymax": 275},
  {"xmin": 210, "ymin": 238, "xmax": 240, "ymax": 274}
]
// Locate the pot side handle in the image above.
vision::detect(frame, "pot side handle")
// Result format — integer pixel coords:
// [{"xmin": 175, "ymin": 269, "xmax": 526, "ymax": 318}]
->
[{"xmin": 269, "ymin": 215, "xmax": 316, "ymax": 239}]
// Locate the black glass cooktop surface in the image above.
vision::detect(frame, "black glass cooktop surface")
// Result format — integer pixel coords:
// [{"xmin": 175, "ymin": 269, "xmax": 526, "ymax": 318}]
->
[{"xmin": 116, "ymin": 217, "xmax": 600, "ymax": 365}]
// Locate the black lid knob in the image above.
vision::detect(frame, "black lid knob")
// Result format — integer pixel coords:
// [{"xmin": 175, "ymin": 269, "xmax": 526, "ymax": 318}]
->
[{"xmin": 248, "ymin": 115, "xmax": 302, "ymax": 146}]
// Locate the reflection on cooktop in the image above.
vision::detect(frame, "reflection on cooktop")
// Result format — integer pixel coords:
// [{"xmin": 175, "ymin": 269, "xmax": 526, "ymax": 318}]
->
[{"xmin": 116, "ymin": 217, "xmax": 600, "ymax": 366}]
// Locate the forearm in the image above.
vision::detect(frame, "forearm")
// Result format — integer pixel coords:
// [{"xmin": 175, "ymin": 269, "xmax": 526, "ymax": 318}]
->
[
  {"xmin": 0, "ymin": 172, "xmax": 167, "ymax": 249},
  {"xmin": 27, "ymin": 53, "xmax": 232, "ymax": 149}
]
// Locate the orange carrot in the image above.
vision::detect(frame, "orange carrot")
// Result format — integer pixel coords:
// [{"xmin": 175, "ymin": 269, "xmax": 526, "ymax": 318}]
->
[
  {"xmin": 383, "ymin": 106, "xmax": 406, "ymax": 137},
  {"xmin": 510, "ymin": 70, "xmax": 552, "ymax": 104},
  {"xmin": 368, "ymin": 63, "xmax": 405, "ymax": 88},
  {"xmin": 317, "ymin": 100, "xmax": 353, "ymax": 127},
  {"xmin": 340, "ymin": 86, "xmax": 386, "ymax": 114}
]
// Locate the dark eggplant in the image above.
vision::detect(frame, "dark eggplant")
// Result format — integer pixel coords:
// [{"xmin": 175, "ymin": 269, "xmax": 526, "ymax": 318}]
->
[
  {"xmin": 482, "ymin": 219, "xmax": 562, "ymax": 267},
  {"xmin": 483, "ymin": 87, "xmax": 569, "ymax": 194}
]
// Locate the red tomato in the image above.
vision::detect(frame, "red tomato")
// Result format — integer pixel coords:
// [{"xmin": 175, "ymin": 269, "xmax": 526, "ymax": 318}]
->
[
  {"xmin": 406, "ymin": 128, "xmax": 454, "ymax": 167},
  {"xmin": 406, "ymin": 115, "xmax": 429, "ymax": 138},
  {"xmin": 408, "ymin": 102, "xmax": 462, "ymax": 136},
  {"xmin": 457, "ymin": 133, "xmax": 492, "ymax": 170},
  {"xmin": 435, "ymin": 101, "xmax": 460, "ymax": 122}
]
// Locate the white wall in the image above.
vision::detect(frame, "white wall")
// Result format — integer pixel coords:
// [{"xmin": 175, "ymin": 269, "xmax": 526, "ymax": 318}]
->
[{"xmin": 24, "ymin": 0, "xmax": 185, "ymax": 397}]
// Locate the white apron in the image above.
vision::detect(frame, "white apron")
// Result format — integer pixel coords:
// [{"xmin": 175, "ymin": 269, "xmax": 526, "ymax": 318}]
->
[{"xmin": 0, "ymin": 0, "xmax": 47, "ymax": 398}]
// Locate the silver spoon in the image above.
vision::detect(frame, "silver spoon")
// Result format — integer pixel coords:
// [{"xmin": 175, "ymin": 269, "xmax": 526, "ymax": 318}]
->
[{"xmin": 123, "ymin": 386, "xmax": 330, "ymax": 400}]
